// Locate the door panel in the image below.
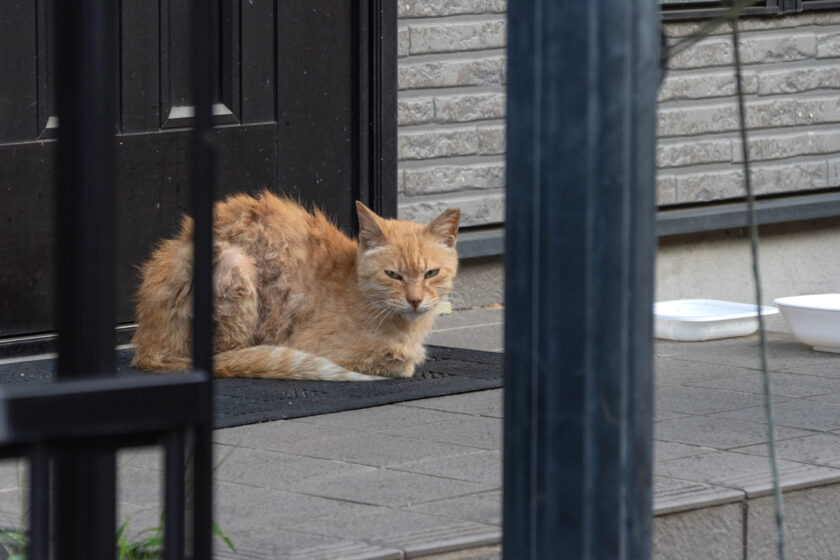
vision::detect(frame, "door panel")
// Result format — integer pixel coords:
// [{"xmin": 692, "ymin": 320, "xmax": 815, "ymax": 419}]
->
[
  {"xmin": 121, "ymin": 0, "xmax": 160, "ymax": 133},
  {"xmin": 276, "ymin": 1, "xmax": 356, "ymax": 226},
  {"xmin": 0, "ymin": 0, "xmax": 395, "ymax": 341},
  {"xmin": 0, "ymin": 2, "xmax": 37, "ymax": 143}
]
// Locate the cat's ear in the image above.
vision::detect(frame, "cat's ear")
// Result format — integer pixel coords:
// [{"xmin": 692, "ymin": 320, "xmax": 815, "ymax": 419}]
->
[
  {"xmin": 426, "ymin": 208, "xmax": 460, "ymax": 248},
  {"xmin": 356, "ymin": 201, "xmax": 386, "ymax": 251}
]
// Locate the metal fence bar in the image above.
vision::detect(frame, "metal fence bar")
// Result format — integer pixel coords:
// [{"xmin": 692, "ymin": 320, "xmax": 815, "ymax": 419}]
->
[
  {"xmin": 165, "ymin": 430, "xmax": 186, "ymax": 560},
  {"xmin": 28, "ymin": 445, "xmax": 50, "ymax": 560},
  {"xmin": 190, "ymin": 0, "xmax": 216, "ymax": 557},
  {"xmin": 503, "ymin": 0, "xmax": 659, "ymax": 558},
  {"xmin": 625, "ymin": 3, "xmax": 660, "ymax": 556},
  {"xmin": 53, "ymin": 0, "xmax": 118, "ymax": 557}
]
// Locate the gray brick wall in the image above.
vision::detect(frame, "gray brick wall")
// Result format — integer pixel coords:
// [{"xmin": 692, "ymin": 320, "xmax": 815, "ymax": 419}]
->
[
  {"xmin": 659, "ymin": 12, "xmax": 840, "ymax": 205},
  {"xmin": 397, "ymin": 1, "xmax": 507, "ymax": 226},
  {"xmin": 397, "ymin": 8, "xmax": 840, "ymax": 224}
]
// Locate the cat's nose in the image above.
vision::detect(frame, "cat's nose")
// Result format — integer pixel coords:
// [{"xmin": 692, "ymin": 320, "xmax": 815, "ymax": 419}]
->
[{"xmin": 407, "ymin": 297, "xmax": 422, "ymax": 309}]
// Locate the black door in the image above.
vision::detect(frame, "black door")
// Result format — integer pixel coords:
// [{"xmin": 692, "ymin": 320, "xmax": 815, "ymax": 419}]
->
[{"xmin": 0, "ymin": 0, "xmax": 396, "ymax": 341}]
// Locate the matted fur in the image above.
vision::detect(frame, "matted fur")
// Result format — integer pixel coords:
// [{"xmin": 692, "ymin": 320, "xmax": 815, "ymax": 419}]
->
[{"xmin": 130, "ymin": 191, "xmax": 460, "ymax": 381}]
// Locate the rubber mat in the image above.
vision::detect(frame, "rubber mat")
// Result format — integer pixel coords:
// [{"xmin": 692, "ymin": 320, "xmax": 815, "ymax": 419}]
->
[{"xmin": 0, "ymin": 346, "xmax": 503, "ymax": 429}]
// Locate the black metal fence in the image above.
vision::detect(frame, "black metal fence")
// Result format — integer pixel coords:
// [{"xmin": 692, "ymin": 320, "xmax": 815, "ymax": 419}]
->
[
  {"xmin": 0, "ymin": 0, "xmax": 214, "ymax": 557},
  {"xmin": 503, "ymin": 0, "xmax": 659, "ymax": 558}
]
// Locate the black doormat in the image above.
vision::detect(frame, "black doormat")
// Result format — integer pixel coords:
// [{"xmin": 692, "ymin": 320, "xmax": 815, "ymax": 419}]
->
[{"xmin": 0, "ymin": 346, "xmax": 502, "ymax": 429}]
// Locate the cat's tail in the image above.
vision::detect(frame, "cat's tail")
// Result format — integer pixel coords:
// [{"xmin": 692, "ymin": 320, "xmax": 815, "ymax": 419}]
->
[
  {"xmin": 133, "ymin": 345, "xmax": 386, "ymax": 381},
  {"xmin": 214, "ymin": 346, "xmax": 386, "ymax": 381}
]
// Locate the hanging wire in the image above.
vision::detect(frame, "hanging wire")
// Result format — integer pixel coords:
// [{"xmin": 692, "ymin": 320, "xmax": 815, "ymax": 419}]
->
[
  {"xmin": 662, "ymin": 0, "xmax": 760, "ymax": 66},
  {"xmin": 729, "ymin": 13, "xmax": 788, "ymax": 560},
  {"xmin": 660, "ymin": 1, "xmax": 787, "ymax": 554}
]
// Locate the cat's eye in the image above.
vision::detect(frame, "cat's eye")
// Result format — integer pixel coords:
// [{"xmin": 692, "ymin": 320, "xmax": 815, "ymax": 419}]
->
[
  {"xmin": 425, "ymin": 269, "xmax": 440, "ymax": 279},
  {"xmin": 384, "ymin": 270, "xmax": 402, "ymax": 280}
]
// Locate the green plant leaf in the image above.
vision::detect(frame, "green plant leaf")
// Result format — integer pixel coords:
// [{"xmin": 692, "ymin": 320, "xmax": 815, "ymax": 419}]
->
[
  {"xmin": 118, "ymin": 518, "xmax": 132, "ymax": 559},
  {"xmin": 213, "ymin": 521, "xmax": 237, "ymax": 553},
  {"xmin": 0, "ymin": 530, "xmax": 27, "ymax": 558},
  {"xmin": 138, "ymin": 535, "xmax": 163, "ymax": 550}
]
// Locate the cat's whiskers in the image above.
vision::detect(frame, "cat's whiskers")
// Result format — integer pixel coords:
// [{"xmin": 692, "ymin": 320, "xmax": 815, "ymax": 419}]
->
[
  {"xmin": 363, "ymin": 306, "xmax": 391, "ymax": 332},
  {"xmin": 361, "ymin": 299, "xmax": 396, "ymax": 331},
  {"xmin": 374, "ymin": 307, "xmax": 395, "ymax": 332}
]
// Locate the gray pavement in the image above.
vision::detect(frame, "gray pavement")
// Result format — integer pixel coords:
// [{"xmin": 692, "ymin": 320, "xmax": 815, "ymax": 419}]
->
[{"xmin": 1, "ymin": 306, "xmax": 840, "ymax": 558}]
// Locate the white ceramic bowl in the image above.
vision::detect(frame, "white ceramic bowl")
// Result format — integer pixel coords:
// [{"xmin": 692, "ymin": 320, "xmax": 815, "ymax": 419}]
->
[
  {"xmin": 654, "ymin": 299, "xmax": 779, "ymax": 342},
  {"xmin": 774, "ymin": 294, "xmax": 840, "ymax": 353}
]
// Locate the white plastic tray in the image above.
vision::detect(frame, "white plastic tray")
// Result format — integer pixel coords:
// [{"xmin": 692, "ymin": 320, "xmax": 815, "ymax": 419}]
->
[
  {"xmin": 774, "ymin": 294, "xmax": 840, "ymax": 353},
  {"xmin": 654, "ymin": 299, "xmax": 779, "ymax": 342}
]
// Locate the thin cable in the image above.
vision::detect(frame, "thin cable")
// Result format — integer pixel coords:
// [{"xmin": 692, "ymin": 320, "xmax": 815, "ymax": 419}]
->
[
  {"xmin": 730, "ymin": 17, "xmax": 787, "ymax": 560},
  {"xmin": 662, "ymin": 0, "xmax": 760, "ymax": 67}
]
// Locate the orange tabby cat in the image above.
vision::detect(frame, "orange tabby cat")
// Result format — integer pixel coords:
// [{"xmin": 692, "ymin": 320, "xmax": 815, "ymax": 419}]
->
[{"xmin": 130, "ymin": 191, "xmax": 460, "ymax": 381}]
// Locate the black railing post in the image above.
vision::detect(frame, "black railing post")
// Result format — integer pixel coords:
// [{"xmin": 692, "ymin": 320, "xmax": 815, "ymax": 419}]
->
[
  {"xmin": 190, "ymin": 1, "xmax": 216, "ymax": 558},
  {"xmin": 164, "ymin": 430, "xmax": 186, "ymax": 560},
  {"xmin": 28, "ymin": 445, "xmax": 49, "ymax": 560},
  {"xmin": 503, "ymin": 0, "xmax": 659, "ymax": 558},
  {"xmin": 53, "ymin": 0, "xmax": 118, "ymax": 557}
]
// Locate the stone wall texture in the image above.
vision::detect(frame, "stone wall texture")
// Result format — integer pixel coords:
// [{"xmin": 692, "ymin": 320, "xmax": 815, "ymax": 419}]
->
[
  {"xmin": 397, "ymin": 7, "xmax": 840, "ymax": 225},
  {"xmin": 396, "ymin": 1, "xmax": 507, "ymax": 226}
]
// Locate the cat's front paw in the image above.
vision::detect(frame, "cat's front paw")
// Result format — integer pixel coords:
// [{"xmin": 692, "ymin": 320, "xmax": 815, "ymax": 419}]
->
[{"xmin": 391, "ymin": 363, "xmax": 415, "ymax": 378}]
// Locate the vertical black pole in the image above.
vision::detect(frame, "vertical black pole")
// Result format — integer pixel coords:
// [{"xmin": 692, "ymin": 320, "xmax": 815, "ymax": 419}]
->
[
  {"xmin": 365, "ymin": 0, "xmax": 397, "ymax": 219},
  {"xmin": 352, "ymin": 0, "xmax": 397, "ymax": 232},
  {"xmin": 626, "ymin": 5, "xmax": 660, "ymax": 557},
  {"xmin": 191, "ymin": 1, "xmax": 215, "ymax": 558},
  {"xmin": 28, "ymin": 445, "xmax": 50, "ymax": 560},
  {"xmin": 503, "ymin": 0, "xmax": 659, "ymax": 558},
  {"xmin": 164, "ymin": 430, "xmax": 186, "ymax": 560},
  {"xmin": 54, "ymin": 0, "xmax": 117, "ymax": 558}
]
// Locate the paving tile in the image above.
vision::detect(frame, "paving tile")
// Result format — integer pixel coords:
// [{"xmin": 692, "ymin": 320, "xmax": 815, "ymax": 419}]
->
[
  {"xmin": 746, "ymin": 482, "xmax": 840, "ymax": 560},
  {"xmin": 392, "ymin": 450, "xmax": 501, "ymax": 485},
  {"xmin": 117, "ymin": 466, "xmax": 161, "ymax": 508},
  {"xmin": 382, "ymin": 416, "xmax": 502, "ymax": 450},
  {"xmin": 655, "ymin": 332, "xmax": 838, "ymax": 370},
  {"xmin": 653, "ymin": 502, "xmax": 743, "ymax": 560},
  {"xmin": 0, "ymin": 487, "xmax": 23, "ymax": 530},
  {"xmin": 262, "ymin": 431, "xmax": 475, "ymax": 468},
  {"xmin": 288, "ymin": 468, "xmax": 492, "ymax": 508},
  {"xmin": 674, "ymin": 369, "xmax": 840, "ymax": 399},
  {"xmin": 655, "ymin": 415, "xmax": 811, "ymax": 449},
  {"xmin": 655, "ymin": 384, "xmax": 768, "ymax": 415},
  {"xmin": 404, "ymin": 490, "xmax": 501, "ymax": 526},
  {"xmin": 425, "ymin": 324, "xmax": 503, "ymax": 352},
  {"xmin": 652, "ymin": 475, "xmax": 744, "ymax": 515},
  {"xmin": 781, "ymin": 361, "xmax": 840, "ymax": 378},
  {"xmin": 654, "ymin": 441, "xmax": 717, "ymax": 463},
  {"xmin": 431, "ymin": 308, "xmax": 503, "ymax": 331},
  {"xmin": 293, "ymin": 404, "xmax": 467, "ymax": 432},
  {"xmin": 285, "ymin": 507, "xmax": 496, "ymax": 554},
  {"xmin": 808, "ymin": 391, "xmax": 840, "ymax": 405},
  {"xmin": 401, "ymin": 389, "xmax": 503, "ymax": 418},
  {"xmin": 733, "ymin": 432, "xmax": 840, "ymax": 469},
  {"xmin": 712, "ymin": 399, "xmax": 840, "ymax": 432},
  {"xmin": 413, "ymin": 546, "xmax": 501, "ymax": 560},
  {"xmin": 213, "ymin": 419, "xmax": 358, "ymax": 449},
  {"xmin": 219, "ymin": 527, "xmax": 402, "ymax": 560},
  {"xmin": 656, "ymin": 357, "xmax": 753, "ymax": 385},
  {"xmin": 656, "ymin": 450, "xmax": 840, "ymax": 498},
  {"xmin": 654, "ymin": 408, "xmax": 691, "ymax": 422},
  {"xmin": 118, "ymin": 447, "xmax": 163, "ymax": 472},
  {"xmin": 214, "ymin": 482, "xmax": 380, "ymax": 533},
  {"xmin": 0, "ymin": 459, "xmax": 23, "ymax": 492},
  {"xmin": 212, "ymin": 446, "xmax": 373, "ymax": 488},
  {"xmin": 401, "ymin": 525, "xmax": 501, "ymax": 559}
]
